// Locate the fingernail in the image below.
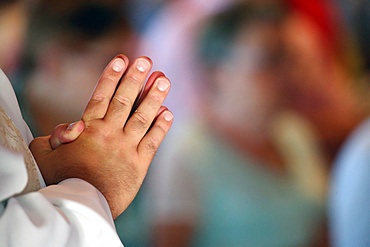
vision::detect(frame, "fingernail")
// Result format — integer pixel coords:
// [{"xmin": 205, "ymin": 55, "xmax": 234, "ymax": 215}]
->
[
  {"xmin": 67, "ymin": 122, "xmax": 76, "ymax": 130},
  {"xmin": 164, "ymin": 111, "xmax": 173, "ymax": 121},
  {"xmin": 157, "ymin": 79, "xmax": 170, "ymax": 91},
  {"xmin": 112, "ymin": 59, "xmax": 125, "ymax": 72},
  {"xmin": 136, "ymin": 58, "xmax": 150, "ymax": 72}
]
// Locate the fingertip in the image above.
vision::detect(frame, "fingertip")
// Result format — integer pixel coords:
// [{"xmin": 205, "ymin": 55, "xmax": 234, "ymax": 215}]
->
[
  {"xmin": 163, "ymin": 110, "xmax": 174, "ymax": 122},
  {"xmin": 140, "ymin": 55, "xmax": 153, "ymax": 65},
  {"xmin": 67, "ymin": 120, "xmax": 85, "ymax": 132},
  {"xmin": 112, "ymin": 59, "xmax": 126, "ymax": 73},
  {"xmin": 76, "ymin": 120, "xmax": 85, "ymax": 132},
  {"xmin": 136, "ymin": 57, "xmax": 152, "ymax": 72},
  {"xmin": 116, "ymin": 54, "xmax": 129, "ymax": 64},
  {"xmin": 112, "ymin": 54, "xmax": 129, "ymax": 73},
  {"xmin": 152, "ymin": 71, "xmax": 165, "ymax": 78},
  {"xmin": 157, "ymin": 106, "xmax": 168, "ymax": 116},
  {"xmin": 66, "ymin": 122, "xmax": 76, "ymax": 131},
  {"xmin": 144, "ymin": 72, "xmax": 166, "ymax": 92},
  {"xmin": 156, "ymin": 77, "xmax": 171, "ymax": 92},
  {"xmin": 157, "ymin": 108, "xmax": 174, "ymax": 123}
]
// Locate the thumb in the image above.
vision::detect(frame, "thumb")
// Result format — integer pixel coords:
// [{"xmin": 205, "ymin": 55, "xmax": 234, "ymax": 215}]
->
[
  {"xmin": 49, "ymin": 120, "xmax": 85, "ymax": 149},
  {"xmin": 29, "ymin": 135, "xmax": 53, "ymax": 162}
]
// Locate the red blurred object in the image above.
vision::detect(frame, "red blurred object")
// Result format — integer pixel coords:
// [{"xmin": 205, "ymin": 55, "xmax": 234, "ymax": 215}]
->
[{"xmin": 285, "ymin": 0, "xmax": 343, "ymax": 52}]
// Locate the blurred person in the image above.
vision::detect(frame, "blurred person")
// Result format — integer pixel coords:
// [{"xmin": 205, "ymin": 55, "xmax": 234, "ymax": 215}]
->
[
  {"xmin": 328, "ymin": 0, "xmax": 370, "ymax": 246},
  {"xmin": 147, "ymin": 2, "xmax": 329, "ymax": 246},
  {"xmin": 0, "ymin": 0, "xmax": 29, "ymax": 77},
  {"xmin": 0, "ymin": 54, "xmax": 174, "ymax": 246},
  {"xmin": 281, "ymin": 4, "xmax": 370, "ymax": 243},
  {"xmin": 123, "ymin": 1, "xmax": 238, "ymax": 244},
  {"xmin": 137, "ymin": 0, "xmax": 237, "ymax": 122},
  {"xmin": 18, "ymin": 0, "xmax": 137, "ymax": 136},
  {"xmin": 123, "ymin": 0, "xmax": 167, "ymax": 32},
  {"xmin": 280, "ymin": 0, "xmax": 368, "ymax": 164},
  {"xmin": 328, "ymin": 117, "xmax": 370, "ymax": 247}
]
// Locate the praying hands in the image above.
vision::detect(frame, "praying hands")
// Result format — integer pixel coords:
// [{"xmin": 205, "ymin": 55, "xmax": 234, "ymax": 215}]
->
[{"xmin": 29, "ymin": 54, "xmax": 173, "ymax": 219}]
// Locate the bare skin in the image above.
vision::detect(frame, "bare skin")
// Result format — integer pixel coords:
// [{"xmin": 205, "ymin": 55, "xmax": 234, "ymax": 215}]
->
[
  {"xmin": 48, "ymin": 69, "xmax": 167, "ymax": 149},
  {"xmin": 30, "ymin": 54, "xmax": 173, "ymax": 219}
]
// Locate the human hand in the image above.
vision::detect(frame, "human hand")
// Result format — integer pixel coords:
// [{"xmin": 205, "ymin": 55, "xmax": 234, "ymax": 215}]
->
[
  {"xmin": 30, "ymin": 54, "xmax": 173, "ymax": 218},
  {"xmin": 48, "ymin": 69, "xmax": 166, "ymax": 149}
]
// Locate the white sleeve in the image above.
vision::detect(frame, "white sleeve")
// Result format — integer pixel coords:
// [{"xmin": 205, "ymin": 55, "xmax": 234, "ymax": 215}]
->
[
  {"xmin": 0, "ymin": 69, "xmax": 33, "ymax": 145},
  {"xmin": 0, "ymin": 69, "xmax": 124, "ymax": 246},
  {"xmin": 0, "ymin": 178, "xmax": 124, "ymax": 247}
]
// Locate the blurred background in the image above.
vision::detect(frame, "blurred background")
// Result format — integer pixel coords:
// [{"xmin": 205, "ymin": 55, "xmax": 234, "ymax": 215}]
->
[{"xmin": 1, "ymin": 0, "xmax": 369, "ymax": 246}]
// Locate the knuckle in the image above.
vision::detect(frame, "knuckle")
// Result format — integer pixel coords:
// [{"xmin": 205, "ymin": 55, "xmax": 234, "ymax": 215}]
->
[
  {"xmin": 147, "ymin": 93, "xmax": 162, "ymax": 106},
  {"xmin": 112, "ymin": 94, "xmax": 133, "ymax": 108},
  {"xmin": 90, "ymin": 93, "xmax": 108, "ymax": 104},
  {"xmin": 101, "ymin": 75, "xmax": 117, "ymax": 84},
  {"xmin": 125, "ymin": 73, "xmax": 140, "ymax": 84},
  {"xmin": 145, "ymin": 137, "xmax": 160, "ymax": 154},
  {"xmin": 133, "ymin": 111, "xmax": 150, "ymax": 127},
  {"xmin": 155, "ymin": 118, "xmax": 170, "ymax": 134}
]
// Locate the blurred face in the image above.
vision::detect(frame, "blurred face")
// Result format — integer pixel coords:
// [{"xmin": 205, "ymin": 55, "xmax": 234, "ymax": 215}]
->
[
  {"xmin": 280, "ymin": 13, "xmax": 332, "ymax": 109},
  {"xmin": 209, "ymin": 23, "xmax": 283, "ymax": 136},
  {"xmin": 0, "ymin": 2, "xmax": 28, "ymax": 74},
  {"xmin": 279, "ymin": 12, "xmax": 362, "ymax": 155}
]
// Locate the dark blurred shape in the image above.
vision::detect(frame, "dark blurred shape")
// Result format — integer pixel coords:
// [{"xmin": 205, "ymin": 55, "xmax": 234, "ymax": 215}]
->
[
  {"xmin": 0, "ymin": 0, "xmax": 16, "ymax": 7},
  {"xmin": 17, "ymin": 0, "xmax": 135, "ymax": 136},
  {"xmin": 356, "ymin": 1, "xmax": 370, "ymax": 71},
  {"xmin": 337, "ymin": 0, "xmax": 370, "ymax": 72},
  {"xmin": 64, "ymin": 3, "xmax": 121, "ymax": 38},
  {"xmin": 31, "ymin": 0, "xmax": 131, "ymax": 40},
  {"xmin": 198, "ymin": 2, "xmax": 286, "ymax": 69}
]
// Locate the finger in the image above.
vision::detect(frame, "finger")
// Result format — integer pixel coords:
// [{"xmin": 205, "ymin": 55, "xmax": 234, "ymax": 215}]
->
[
  {"xmin": 124, "ymin": 76, "xmax": 171, "ymax": 143},
  {"xmin": 138, "ymin": 110, "xmax": 174, "ymax": 159},
  {"xmin": 82, "ymin": 55, "xmax": 129, "ymax": 122},
  {"xmin": 29, "ymin": 135, "xmax": 52, "ymax": 159},
  {"xmin": 156, "ymin": 106, "xmax": 168, "ymax": 117},
  {"xmin": 49, "ymin": 120, "xmax": 85, "ymax": 149},
  {"xmin": 29, "ymin": 136, "xmax": 59, "ymax": 186},
  {"xmin": 131, "ymin": 71, "xmax": 165, "ymax": 115},
  {"xmin": 104, "ymin": 57, "xmax": 152, "ymax": 128}
]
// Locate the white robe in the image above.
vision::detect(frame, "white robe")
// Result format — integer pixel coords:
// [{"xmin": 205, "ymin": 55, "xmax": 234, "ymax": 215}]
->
[{"xmin": 0, "ymin": 69, "xmax": 123, "ymax": 246}]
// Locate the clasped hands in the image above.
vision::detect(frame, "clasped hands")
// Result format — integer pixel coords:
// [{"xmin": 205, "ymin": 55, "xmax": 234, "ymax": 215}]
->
[{"xmin": 30, "ymin": 55, "xmax": 173, "ymax": 219}]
